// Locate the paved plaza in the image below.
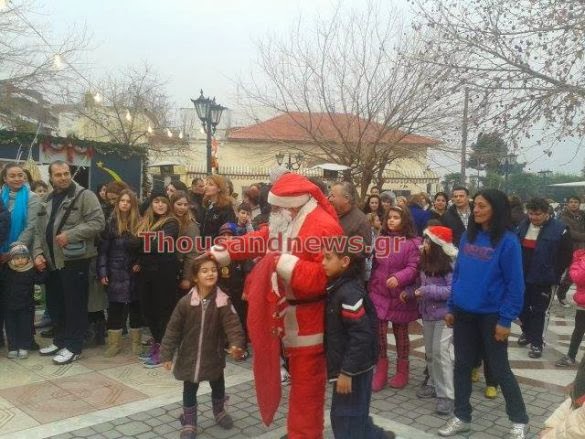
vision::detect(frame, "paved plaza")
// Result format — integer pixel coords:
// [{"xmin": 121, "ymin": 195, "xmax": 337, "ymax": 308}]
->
[{"xmin": 0, "ymin": 294, "xmax": 582, "ymax": 439}]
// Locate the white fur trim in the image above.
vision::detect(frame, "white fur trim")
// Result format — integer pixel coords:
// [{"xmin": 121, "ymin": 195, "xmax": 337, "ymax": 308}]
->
[
  {"xmin": 423, "ymin": 228, "xmax": 459, "ymax": 258},
  {"xmin": 276, "ymin": 253, "xmax": 299, "ymax": 283},
  {"xmin": 209, "ymin": 245, "xmax": 231, "ymax": 267},
  {"xmin": 288, "ymin": 197, "xmax": 317, "ymax": 240},
  {"xmin": 268, "ymin": 192, "xmax": 310, "ymax": 208}
]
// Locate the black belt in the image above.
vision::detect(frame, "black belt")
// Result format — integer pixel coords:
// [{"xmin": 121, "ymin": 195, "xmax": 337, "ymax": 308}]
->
[{"xmin": 287, "ymin": 294, "xmax": 327, "ymax": 306}]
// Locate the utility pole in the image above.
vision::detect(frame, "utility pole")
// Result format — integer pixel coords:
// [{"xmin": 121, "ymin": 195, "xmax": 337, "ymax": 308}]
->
[{"xmin": 460, "ymin": 87, "xmax": 469, "ymax": 186}]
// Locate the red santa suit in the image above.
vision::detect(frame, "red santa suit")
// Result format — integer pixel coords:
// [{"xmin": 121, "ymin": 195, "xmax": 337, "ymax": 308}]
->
[{"xmin": 210, "ymin": 173, "xmax": 342, "ymax": 439}]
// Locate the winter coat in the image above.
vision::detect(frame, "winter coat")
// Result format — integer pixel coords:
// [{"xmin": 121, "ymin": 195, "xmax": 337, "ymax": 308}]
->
[
  {"xmin": 569, "ymin": 249, "xmax": 585, "ymax": 309},
  {"xmin": 2, "ymin": 266, "xmax": 45, "ymax": 310},
  {"xmin": 97, "ymin": 219, "xmax": 141, "ymax": 303},
  {"xmin": 409, "ymin": 204, "xmax": 431, "ymax": 237},
  {"xmin": 159, "ymin": 287, "xmax": 245, "ymax": 383},
  {"xmin": 200, "ymin": 202, "xmax": 236, "ymax": 244},
  {"xmin": 178, "ymin": 218, "xmax": 200, "ymax": 283},
  {"xmin": 410, "ymin": 271, "xmax": 452, "ymax": 321},
  {"xmin": 441, "ymin": 204, "xmax": 471, "ymax": 247},
  {"xmin": 138, "ymin": 217, "xmax": 180, "ymax": 269},
  {"xmin": 368, "ymin": 234, "xmax": 421, "ymax": 323},
  {"xmin": 517, "ymin": 217, "xmax": 573, "ymax": 285},
  {"xmin": 33, "ymin": 182, "xmax": 105, "ymax": 270},
  {"xmin": 560, "ymin": 208, "xmax": 585, "ymax": 250},
  {"xmin": 325, "ymin": 273, "xmax": 378, "ymax": 380},
  {"xmin": 0, "ymin": 198, "xmax": 10, "ymax": 249}
]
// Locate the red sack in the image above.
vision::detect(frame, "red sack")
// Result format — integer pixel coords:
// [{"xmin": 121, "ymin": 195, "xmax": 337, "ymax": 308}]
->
[{"xmin": 244, "ymin": 254, "xmax": 282, "ymax": 426}]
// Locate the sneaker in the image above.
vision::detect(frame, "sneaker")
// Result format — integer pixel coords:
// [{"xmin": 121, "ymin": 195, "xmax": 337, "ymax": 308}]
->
[
  {"xmin": 436, "ymin": 398, "xmax": 454, "ymax": 416},
  {"xmin": 471, "ymin": 367, "xmax": 480, "ymax": 383},
  {"xmin": 39, "ymin": 344, "xmax": 60, "ymax": 356},
  {"xmin": 555, "ymin": 355, "xmax": 576, "ymax": 367},
  {"xmin": 52, "ymin": 348, "xmax": 80, "ymax": 365},
  {"xmin": 438, "ymin": 417, "xmax": 471, "ymax": 437},
  {"xmin": 485, "ymin": 386, "xmax": 498, "ymax": 399},
  {"xmin": 416, "ymin": 384, "xmax": 437, "ymax": 399},
  {"xmin": 528, "ymin": 345, "xmax": 542, "ymax": 359},
  {"xmin": 18, "ymin": 349, "xmax": 29, "ymax": 359},
  {"xmin": 517, "ymin": 333, "xmax": 529, "ymax": 347},
  {"xmin": 7, "ymin": 351, "xmax": 18, "ymax": 359},
  {"xmin": 509, "ymin": 423, "xmax": 529, "ymax": 439}
]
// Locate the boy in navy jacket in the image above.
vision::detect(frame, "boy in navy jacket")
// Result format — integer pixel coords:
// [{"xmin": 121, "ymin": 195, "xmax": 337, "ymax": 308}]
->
[{"xmin": 323, "ymin": 249, "xmax": 395, "ymax": 439}]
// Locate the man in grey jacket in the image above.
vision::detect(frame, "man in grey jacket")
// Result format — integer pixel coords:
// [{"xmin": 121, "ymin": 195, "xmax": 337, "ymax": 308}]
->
[{"xmin": 34, "ymin": 161, "xmax": 105, "ymax": 364}]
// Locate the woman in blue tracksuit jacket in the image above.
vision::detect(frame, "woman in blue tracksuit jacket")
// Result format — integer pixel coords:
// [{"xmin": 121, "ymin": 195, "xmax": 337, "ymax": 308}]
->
[{"xmin": 438, "ymin": 189, "xmax": 529, "ymax": 439}]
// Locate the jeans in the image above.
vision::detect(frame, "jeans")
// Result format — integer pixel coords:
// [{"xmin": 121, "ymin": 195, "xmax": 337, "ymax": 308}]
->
[
  {"xmin": 46, "ymin": 259, "xmax": 90, "ymax": 354},
  {"xmin": 5, "ymin": 307, "xmax": 34, "ymax": 350},
  {"xmin": 183, "ymin": 374, "xmax": 225, "ymax": 407},
  {"xmin": 519, "ymin": 283, "xmax": 552, "ymax": 349},
  {"xmin": 453, "ymin": 310, "xmax": 528, "ymax": 424},
  {"xmin": 330, "ymin": 370, "xmax": 387, "ymax": 439},
  {"xmin": 568, "ymin": 309, "xmax": 585, "ymax": 360},
  {"xmin": 423, "ymin": 320, "xmax": 454, "ymax": 399}
]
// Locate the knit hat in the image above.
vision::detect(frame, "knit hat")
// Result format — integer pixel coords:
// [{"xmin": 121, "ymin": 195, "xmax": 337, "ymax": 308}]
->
[
  {"xmin": 218, "ymin": 222, "xmax": 237, "ymax": 236},
  {"xmin": 8, "ymin": 242, "xmax": 33, "ymax": 271},
  {"xmin": 423, "ymin": 226, "xmax": 458, "ymax": 258},
  {"xmin": 267, "ymin": 172, "xmax": 338, "ymax": 219}
]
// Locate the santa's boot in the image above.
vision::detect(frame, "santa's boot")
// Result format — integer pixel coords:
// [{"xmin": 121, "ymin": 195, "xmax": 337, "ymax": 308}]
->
[
  {"xmin": 372, "ymin": 357, "xmax": 389, "ymax": 392},
  {"xmin": 389, "ymin": 359, "xmax": 409, "ymax": 389},
  {"xmin": 212, "ymin": 397, "xmax": 233, "ymax": 429},
  {"xmin": 179, "ymin": 405, "xmax": 197, "ymax": 439}
]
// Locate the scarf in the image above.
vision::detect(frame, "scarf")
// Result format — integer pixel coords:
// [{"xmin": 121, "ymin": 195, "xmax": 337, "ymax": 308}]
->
[{"xmin": 1, "ymin": 185, "xmax": 29, "ymax": 252}]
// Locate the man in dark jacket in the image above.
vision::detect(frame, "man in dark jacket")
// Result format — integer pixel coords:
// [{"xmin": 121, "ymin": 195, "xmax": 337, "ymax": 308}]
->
[
  {"xmin": 517, "ymin": 198, "xmax": 573, "ymax": 358},
  {"xmin": 322, "ymin": 249, "xmax": 395, "ymax": 439},
  {"xmin": 441, "ymin": 186, "xmax": 471, "ymax": 247},
  {"xmin": 557, "ymin": 195, "xmax": 585, "ymax": 305}
]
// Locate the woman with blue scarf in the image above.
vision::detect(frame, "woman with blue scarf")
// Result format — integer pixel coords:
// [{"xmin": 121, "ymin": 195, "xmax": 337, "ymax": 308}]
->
[
  {"xmin": 0, "ymin": 163, "xmax": 40, "ymax": 253},
  {"xmin": 0, "ymin": 163, "xmax": 40, "ymax": 351}
]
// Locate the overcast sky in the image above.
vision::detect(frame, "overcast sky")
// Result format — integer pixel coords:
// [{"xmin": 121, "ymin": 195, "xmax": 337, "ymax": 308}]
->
[{"xmin": 45, "ymin": 0, "xmax": 584, "ymax": 176}]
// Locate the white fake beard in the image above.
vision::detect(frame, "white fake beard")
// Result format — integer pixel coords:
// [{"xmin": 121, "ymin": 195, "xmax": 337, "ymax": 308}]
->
[{"xmin": 269, "ymin": 209, "xmax": 293, "ymax": 240}]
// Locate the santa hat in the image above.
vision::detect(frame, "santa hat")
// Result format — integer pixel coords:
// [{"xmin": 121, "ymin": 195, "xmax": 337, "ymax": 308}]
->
[
  {"xmin": 423, "ymin": 226, "xmax": 458, "ymax": 258},
  {"xmin": 268, "ymin": 173, "xmax": 338, "ymax": 219}
]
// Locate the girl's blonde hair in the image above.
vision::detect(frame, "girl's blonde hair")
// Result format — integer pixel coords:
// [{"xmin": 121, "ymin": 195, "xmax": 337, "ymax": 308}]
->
[
  {"xmin": 170, "ymin": 190, "xmax": 194, "ymax": 234},
  {"xmin": 367, "ymin": 212, "xmax": 380, "ymax": 227},
  {"xmin": 113, "ymin": 189, "xmax": 139, "ymax": 236},
  {"xmin": 136, "ymin": 196, "xmax": 176, "ymax": 234}
]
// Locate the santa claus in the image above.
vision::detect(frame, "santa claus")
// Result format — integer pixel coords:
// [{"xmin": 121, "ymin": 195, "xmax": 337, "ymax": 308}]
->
[{"xmin": 209, "ymin": 172, "xmax": 343, "ymax": 439}]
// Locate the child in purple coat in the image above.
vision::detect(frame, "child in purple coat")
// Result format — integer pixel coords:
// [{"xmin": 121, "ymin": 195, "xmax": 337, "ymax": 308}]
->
[
  {"xmin": 369, "ymin": 206, "xmax": 420, "ymax": 391},
  {"xmin": 407, "ymin": 226, "xmax": 457, "ymax": 416}
]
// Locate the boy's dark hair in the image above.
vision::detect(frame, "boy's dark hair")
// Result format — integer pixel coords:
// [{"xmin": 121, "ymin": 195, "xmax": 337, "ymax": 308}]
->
[
  {"xmin": 452, "ymin": 186, "xmax": 469, "ymax": 195},
  {"xmin": 31, "ymin": 180, "xmax": 49, "ymax": 191},
  {"xmin": 327, "ymin": 245, "xmax": 364, "ymax": 278},
  {"xmin": 434, "ymin": 191, "xmax": 448, "ymax": 201},
  {"xmin": 238, "ymin": 202, "xmax": 252, "ymax": 213},
  {"xmin": 191, "ymin": 255, "xmax": 220, "ymax": 282},
  {"xmin": 567, "ymin": 195, "xmax": 581, "ymax": 203},
  {"xmin": 467, "ymin": 189, "xmax": 511, "ymax": 247},
  {"xmin": 191, "ymin": 177, "xmax": 203, "ymax": 185},
  {"xmin": 426, "ymin": 218, "xmax": 442, "ymax": 228},
  {"xmin": 526, "ymin": 197, "xmax": 549, "ymax": 213},
  {"xmin": 420, "ymin": 239, "xmax": 453, "ymax": 276}
]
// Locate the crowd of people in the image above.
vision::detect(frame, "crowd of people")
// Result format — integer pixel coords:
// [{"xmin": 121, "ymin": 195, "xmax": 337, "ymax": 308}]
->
[{"xmin": 0, "ymin": 160, "xmax": 584, "ymax": 439}]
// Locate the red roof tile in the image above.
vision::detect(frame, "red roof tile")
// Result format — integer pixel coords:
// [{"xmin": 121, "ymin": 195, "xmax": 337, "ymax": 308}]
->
[{"xmin": 227, "ymin": 112, "xmax": 440, "ymax": 146}]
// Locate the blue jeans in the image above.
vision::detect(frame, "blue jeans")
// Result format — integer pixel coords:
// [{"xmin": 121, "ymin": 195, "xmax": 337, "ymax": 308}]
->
[
  {"xmin": 453, "ymin": 310, "xmax": 528, "ymax": 424},
  {"xmin": 330, "ymin": 369, "xmax": 387, "ymax": 438}
]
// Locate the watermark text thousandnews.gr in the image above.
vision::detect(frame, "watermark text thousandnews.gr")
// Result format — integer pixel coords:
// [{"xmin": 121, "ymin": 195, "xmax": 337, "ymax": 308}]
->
[{"xmin": 139, "ymin": 231, "xmax": 407, "ymax": 257}]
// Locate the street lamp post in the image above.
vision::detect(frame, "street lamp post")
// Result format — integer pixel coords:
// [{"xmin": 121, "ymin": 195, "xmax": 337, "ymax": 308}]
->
[
  {"xmin": 191, "ymin": 90, "xmax": 226, "ymax": 175},
  {"xmin": 276, "ymin": 152, "xmax": 304, "ymax": 171}
]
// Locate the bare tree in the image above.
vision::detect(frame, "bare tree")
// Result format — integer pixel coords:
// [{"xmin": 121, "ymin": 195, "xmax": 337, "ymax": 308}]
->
[
  {"xmin": 240, "ymin": 1, "xmax": 459, "ymax": 199},
  {"xmin": 413, "ymin": 0, "xmax": 585, "ymax": 143}
]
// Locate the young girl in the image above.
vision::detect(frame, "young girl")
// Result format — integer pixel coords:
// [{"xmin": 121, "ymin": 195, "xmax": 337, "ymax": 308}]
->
[
  {"xmin": 369, "ymin": 206, "xmax": 421, "ymax": 391},
  {"xmin": 136, "ymin": 194, "xmax": 179, "ymax": 368},
  {"xmin": 97, "ymin": 189, "xmax": 142, "ymax": 357},
  {"xmin": 408, "ymin": 226, "xmax": 457, "ymax": 415},
  {"xmin": 555, "ymin": 248, "xmax": 585, "ymax": 367},
  {"xmin": 160, "ymin": 256, "xmax": 245, "ymax": 439},
  {"xmin": 170, "ymin": 191, "xmax": 201, "ymax": 293}
]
